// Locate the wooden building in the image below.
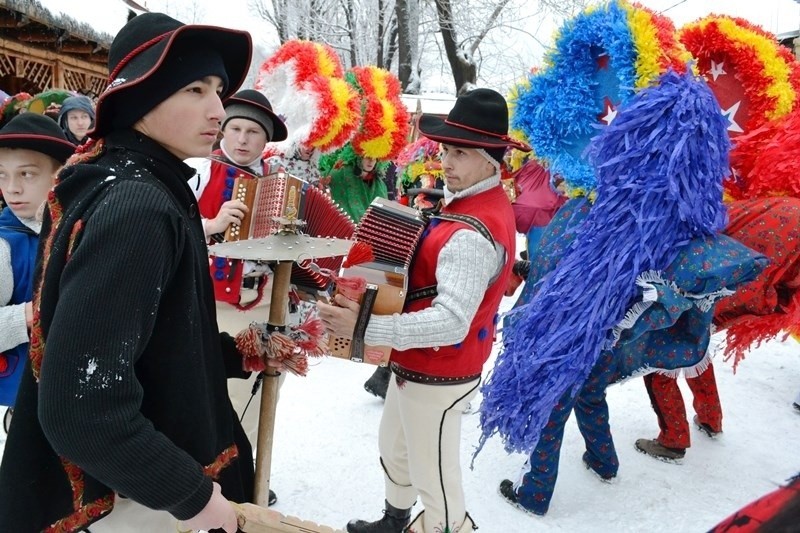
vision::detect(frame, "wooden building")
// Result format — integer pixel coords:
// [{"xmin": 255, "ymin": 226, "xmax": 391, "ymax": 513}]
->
[{"xmin": 0, "ymin": 0, "xmax": 140, "ymax": 96}]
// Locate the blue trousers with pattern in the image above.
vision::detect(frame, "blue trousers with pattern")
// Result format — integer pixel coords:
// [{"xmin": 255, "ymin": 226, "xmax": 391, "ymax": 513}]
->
[{"xmin": 514, "ymin": 350, "xmax": 621, "ymax": 515}]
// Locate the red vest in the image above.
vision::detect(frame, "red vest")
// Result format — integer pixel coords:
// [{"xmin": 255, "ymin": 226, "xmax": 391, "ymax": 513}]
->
[
  {"xmin": 197, "ymin": 150, "xmax": 269, "ymax": 219},
  {"xmin": 391, "ymin": 185, "xmax": 515, "ymax": 377}
]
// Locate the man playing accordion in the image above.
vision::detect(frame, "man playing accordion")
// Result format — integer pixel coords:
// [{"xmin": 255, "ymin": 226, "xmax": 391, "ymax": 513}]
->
[
  {"xmin": 319, "ymin": 88, "xmax": 529, "ymax": 533},
  {"xmin": 187, "ymin": 89, "xmax": 288, "ymax": 307}
]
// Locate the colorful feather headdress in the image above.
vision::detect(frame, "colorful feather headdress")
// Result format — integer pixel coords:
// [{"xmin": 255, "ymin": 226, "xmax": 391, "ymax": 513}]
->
[
  {"xmin": 479, "ymin": 69, "xmax": 732, "ymax": 456},
  {"xmin": 345, "ymin": 65, "xmax": 410, "ymax": 161},
  {"xmin": 512, "ymin": 0, "xmax": 690, "ymax": 198},
  {"xmin": 256, "ymin": 40, "xmax": 362, "ymax": 154},
  {"xmin": 680, "ymin": 15, "xmax": 800, "ymax": 200},
  {"xmin": 25, "ymin": 89, "xmax": 74, "ymax": 115},
  {"xmin": 394, "ymin": 137, "xmax": 443, "ymax": 188},
  {"xmin": 317, "ymin": 143, "xmax": 391, "ymax": 178},
  {"xmin": 0, "ymin": 92, "xmax": 32, "ymax": 127}
]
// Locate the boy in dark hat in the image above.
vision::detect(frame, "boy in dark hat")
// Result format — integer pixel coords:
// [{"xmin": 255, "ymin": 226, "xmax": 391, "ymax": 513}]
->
[
  {"xmin": 318, "ymin": 88, "xmax": 530, "ymax": 533},
  {"xmin": 0, "ymin": 113, "xmax": 74, "ymax": 432},
  {"xmin": 57, "ymin": 94, "xmax": 96, "ymax": 146},
  {"xmin": 0, "ymin": 12, "xmax": 255, "ymax": 533},
  {"xmin": 188, "ymin": 89, "xmax": 287, "ymax": 306}
]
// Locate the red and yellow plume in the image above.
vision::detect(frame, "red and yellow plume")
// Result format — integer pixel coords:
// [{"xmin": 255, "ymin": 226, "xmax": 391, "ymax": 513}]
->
[
  {"xmin": 345, "ymin": 65, "xmax": 410, "ymax": 161},
  {"xmin": 680, "ymin": 15, "xmax": 800, "ymax": 132},
  {"xmin": 256, "ymin": 40, "xmax": 362, "ymax": 153}
]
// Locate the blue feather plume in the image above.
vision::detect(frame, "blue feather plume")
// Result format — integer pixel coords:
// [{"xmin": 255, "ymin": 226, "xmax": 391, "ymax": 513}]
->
[
  {"xmin": 478, "ymin": 70, "xmax": 730, "ymax": 455},
  {"xmin": 513, "ymin": 0, "xmax": 638, "ymax": 194}
]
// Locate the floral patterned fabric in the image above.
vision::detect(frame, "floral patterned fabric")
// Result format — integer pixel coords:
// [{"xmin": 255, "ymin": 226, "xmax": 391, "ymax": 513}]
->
[
  {"xmin": 510, "ymin": 197, "xmax": 766, "ymax": 514},
  {"xmin": 715, "ymin": 197, "xmax": 800, "ymax": 364}
]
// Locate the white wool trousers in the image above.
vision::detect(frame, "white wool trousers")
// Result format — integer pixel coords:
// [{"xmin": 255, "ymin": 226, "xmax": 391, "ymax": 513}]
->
[
  {"xmin": 88, "ymin": 495, "xmax": 176, "ymax": 532},
  {"xmin": 379, "ymin": 374, "xmax": 479, "ymax": 533}
]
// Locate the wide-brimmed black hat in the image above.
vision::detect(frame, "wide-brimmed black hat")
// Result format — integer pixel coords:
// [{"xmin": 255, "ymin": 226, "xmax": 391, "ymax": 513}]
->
[
  {"xmin": 223, "ymin": 89, "xmax": 288, "ymax": 142},
  {"xmin": 91, "ymin": 12, "xmax": 252, "ymax": 138},
  {"xmin": 0, "ymin": 113, "xmax": 75, "ymax": 164},
  {"xmin": 418, "ymin": 88, "xmax": 531, "ymax": 152}
]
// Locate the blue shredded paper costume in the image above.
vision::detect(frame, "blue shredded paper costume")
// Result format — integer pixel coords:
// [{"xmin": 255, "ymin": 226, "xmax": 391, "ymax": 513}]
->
[{"xmin": 479, "ymin": 71, "xmax": 767, "ymax": 515}]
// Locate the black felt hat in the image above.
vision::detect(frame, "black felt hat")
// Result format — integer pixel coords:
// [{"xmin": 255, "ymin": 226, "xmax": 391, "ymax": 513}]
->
[
  {"xmin": 91, "ymin": 12, "xmax": 252, "ymax": 138},
  {"xmin": 223, "ymin": 89, "xmax": 288, "ymax": 142},
  {"xmin": 0, "ymin": 113, "xmax": 75, "ymax": 164},
  {"xmin": 418, "ymin": 88, "xmax": 531, "ymax": 153}
]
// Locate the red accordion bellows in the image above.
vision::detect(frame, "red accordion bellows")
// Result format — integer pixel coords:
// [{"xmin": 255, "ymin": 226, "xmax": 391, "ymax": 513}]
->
[{"xmin": 291, "ymin": 185, "xmax": 356, "ymax": 289}]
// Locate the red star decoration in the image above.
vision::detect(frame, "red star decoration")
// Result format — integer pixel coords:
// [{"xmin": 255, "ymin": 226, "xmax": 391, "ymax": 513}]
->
[
  {"xmin": 598, "ymin": 97, "xmax": 617, "ymax": 125},
  {"xmin": 596, "ymin": 54, "xmax": 610, "ymax": 70}
]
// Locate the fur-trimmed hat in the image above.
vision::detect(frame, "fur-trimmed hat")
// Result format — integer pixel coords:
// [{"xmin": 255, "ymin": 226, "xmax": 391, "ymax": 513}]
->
[
  {"xmin": 418, "ymin": 88, "xmax": 530, "ymax": 164},
  {"xmin": 91, "ymin": 12, "xmax": 252, "ymax": 138},
  {"xmin": 222, "ymin": 89, "xmax": 287, "ymax": 142},
  {"xmin": 0, "ymin": 112, "xmax": 75, "ymax": 164}
]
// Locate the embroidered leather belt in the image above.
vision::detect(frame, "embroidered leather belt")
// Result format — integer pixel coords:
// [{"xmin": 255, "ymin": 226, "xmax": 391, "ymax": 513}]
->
[{"xmin": 391, "ymin": 363, "xmax": 481, "ymax": 385}]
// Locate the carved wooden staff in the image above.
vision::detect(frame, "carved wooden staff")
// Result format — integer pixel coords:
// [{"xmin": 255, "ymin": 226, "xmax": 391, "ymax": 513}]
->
[
  {"xmin": 253, "ymin": 259, "xmax": 291, "ymax": 506},
  {"xmin": 209, "ymin": 233, "xmax": 352, "ymax": 526}
]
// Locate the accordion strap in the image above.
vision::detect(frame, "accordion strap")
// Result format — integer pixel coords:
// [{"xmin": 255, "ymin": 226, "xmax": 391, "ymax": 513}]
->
[
  {"xmin": 350, "ymin": 284, "xmax": 380, "ymax": 362},
  {"xmin": 431, "ymin": 213, "xmax": 496, "ymax": 251},
  {"xmin": 407, "ymin": 213, "xmax": 503, "ymax": 301}
]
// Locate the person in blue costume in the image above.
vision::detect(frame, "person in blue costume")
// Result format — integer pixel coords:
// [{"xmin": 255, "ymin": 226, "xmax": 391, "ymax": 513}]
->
[
  {"xmin": 478, "ymin": 0, "xmax": 768, "ymax": 518},
  {"xmin": 0, "ymin": 113, "xmax": 74, "ymax": 432}
]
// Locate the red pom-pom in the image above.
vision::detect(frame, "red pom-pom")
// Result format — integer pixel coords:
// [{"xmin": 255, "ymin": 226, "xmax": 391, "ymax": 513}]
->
[{"xmin": 342, "ymin": 241, "xmax": 375, "ymax": 268}]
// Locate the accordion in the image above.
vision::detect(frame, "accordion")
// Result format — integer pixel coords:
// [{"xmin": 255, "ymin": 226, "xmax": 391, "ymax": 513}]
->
[
  {"xmin": 223, "ymin": 171, "xmax": 306, "ymax": 242},
  {"xmin": 328, "ymin": 198, "xmax": 428, "ymax": 365},
  {"xmin": 209, "ymin": 171, "xmax": 355, "ymax": 305}
]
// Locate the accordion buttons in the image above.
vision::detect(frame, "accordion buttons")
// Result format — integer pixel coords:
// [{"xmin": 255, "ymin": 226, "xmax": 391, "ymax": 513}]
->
[{"xmin": 225, "ymin": 287, "xmax": 232, "ymax": 293}]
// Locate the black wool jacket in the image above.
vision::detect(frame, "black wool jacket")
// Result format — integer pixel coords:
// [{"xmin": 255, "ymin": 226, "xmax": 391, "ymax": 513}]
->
[{"xmin": 0, "ymin": 130, "xmax": 253, "ymax": 532}]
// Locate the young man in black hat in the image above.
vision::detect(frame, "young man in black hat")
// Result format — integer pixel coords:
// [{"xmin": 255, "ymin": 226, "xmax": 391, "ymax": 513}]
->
[
  {"xmin": 0, "ymin": 113, "xmax": 74, "ymax": 432},
  {"xmin": 318, "ymin": 88, "xmax": 530, "ymax": 533},
  {"xmin": 0, "ymin": 12, "xmax": 255, "ymax": 533}
]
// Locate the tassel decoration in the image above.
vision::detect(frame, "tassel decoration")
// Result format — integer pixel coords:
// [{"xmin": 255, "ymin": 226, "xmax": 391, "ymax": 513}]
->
[{"xmin": 342, "ymin": 241, "xmax": 375, "ymax": 268}]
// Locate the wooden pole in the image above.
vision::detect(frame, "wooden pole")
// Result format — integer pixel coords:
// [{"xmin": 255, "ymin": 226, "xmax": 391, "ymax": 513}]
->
[
  {"xmin": 253, "ymin": 260, "xmax": 293, "ymax": 508},
  {"xmin": 236, "ymin": 503, "xmax": 346, "ymax": 533}
]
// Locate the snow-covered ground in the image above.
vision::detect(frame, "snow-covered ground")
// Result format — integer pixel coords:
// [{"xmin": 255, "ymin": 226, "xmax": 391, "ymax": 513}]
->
[
  {"xmin": 224, "ymin": 291, "xmax": 800, "ymax": 532},
  {"xmin": 2, "ymin": 285, "xmax": 798, "ymax": 532}
]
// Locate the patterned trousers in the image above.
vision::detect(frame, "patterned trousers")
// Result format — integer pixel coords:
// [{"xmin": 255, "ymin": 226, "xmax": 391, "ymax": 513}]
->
[
  {"xmin": 514, "ymin": 351, "xmax": 620, "ymax": 515},
  {"xmin": 643, "ymin": 364, "xmax": 722, "ymax": 449}
]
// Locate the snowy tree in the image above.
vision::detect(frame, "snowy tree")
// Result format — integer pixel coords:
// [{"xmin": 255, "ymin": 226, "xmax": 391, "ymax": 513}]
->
[
  {"xmin": 430, "ymin": 0, "xmax": 588, "ymax": 94},
  {"xmin": 248, "ymin": 0, "xmax": 398, "ymax": 69},
  {"xmin": 249, "ymin": 0, "xmax": 587, "ymax": 94},
  {"xmin": 396, "ymin": 0, "xmax": 421, "ymax": 93}
]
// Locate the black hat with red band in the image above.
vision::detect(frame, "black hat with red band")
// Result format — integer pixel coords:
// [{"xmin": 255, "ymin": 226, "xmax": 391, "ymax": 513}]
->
[
  {"xmin": 0, "ymin": 113, "xmax": 75, "ymax": 164},
  {"xmin": 91, "ymin": 12, "xmax": 252, "ymax": 139},
  {"xmin": 418, "ymin": 88, "xmax": 531, "ymax": 162}
]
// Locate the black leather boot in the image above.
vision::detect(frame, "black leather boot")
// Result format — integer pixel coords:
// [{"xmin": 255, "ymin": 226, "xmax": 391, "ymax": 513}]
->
[
  {"xmin": 364, "ymin": 366, "xmax": 392, "ymax": 400},
  {"xmin": 346, "ymin": 500, "xmax": 411, "ymax": 533}
]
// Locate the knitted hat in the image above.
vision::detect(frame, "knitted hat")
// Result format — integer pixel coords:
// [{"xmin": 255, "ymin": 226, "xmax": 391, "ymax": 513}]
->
[
  {"xmin": 91, "ymin": 12, "xmax": 251, "ymax": 138},
  {"xmin": 0, "ymin": 113, "xmax": 75, "ymax": 164},
  {"xmin": 418, "ymin": 88, "xmax": 530, "ymax": 164},
  {"xmin": 222, "ymin": 89, "xmax": 287, "ymax": 142},
  {"xmin": 57, "ymin": 95, "xmax": 96, "ymax": 131}
]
